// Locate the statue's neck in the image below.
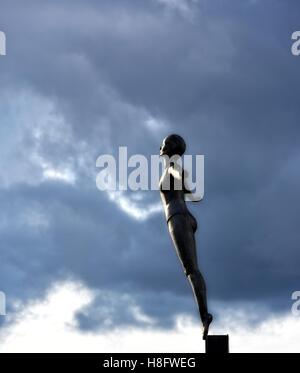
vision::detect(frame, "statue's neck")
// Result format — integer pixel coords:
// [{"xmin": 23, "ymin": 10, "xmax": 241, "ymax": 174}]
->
[
  {"xmin": 162, "ymin": 155, "xmax": 181, "ymax": 169},
  {"xmin": 162, "ymin": 156, "xmax": 169, "ymax": 168}
]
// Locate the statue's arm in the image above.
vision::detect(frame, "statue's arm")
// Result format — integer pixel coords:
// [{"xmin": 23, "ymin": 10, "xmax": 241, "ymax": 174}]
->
[
  {"xmin": 168, "ymin": 163, "xmax": 203, "ymax": 202},
  {"xmin": 185, "ymin": 191, "xmax": 204, "ymax": 202},
  {"xmin": 168, "ymin": 162, "xmax": 182, "ymax": 180},
  {"xmin": 184, "ymin": 172, "xmax": 204, "ymax": 202}
]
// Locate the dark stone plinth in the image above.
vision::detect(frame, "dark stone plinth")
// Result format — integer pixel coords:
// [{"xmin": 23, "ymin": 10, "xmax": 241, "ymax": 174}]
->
[{"xmin": 205, "ymin": 335, "xmax": 229, "ymax": 353}]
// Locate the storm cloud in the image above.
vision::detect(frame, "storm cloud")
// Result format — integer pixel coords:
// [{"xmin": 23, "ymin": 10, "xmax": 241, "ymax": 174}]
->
[{"xmin": 0, "ymin": 0, "xmax": 299, "ymax": 331}]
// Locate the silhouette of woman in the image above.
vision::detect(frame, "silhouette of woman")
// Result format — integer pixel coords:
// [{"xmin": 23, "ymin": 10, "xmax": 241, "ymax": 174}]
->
[{"xmin": 159, "ymin": 134, "xmax": 212, "ymax": 339}]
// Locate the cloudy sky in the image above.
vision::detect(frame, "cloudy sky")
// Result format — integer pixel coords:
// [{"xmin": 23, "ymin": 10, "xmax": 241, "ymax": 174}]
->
[{"xmin": 0, "ymin": 0, "xmax": 300, "ymax": 352}]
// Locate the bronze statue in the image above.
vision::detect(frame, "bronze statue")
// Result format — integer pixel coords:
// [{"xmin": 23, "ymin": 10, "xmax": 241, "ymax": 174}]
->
[{"xmin": 159, "ymin": 134, "xmax": 213, "ymax": 340}]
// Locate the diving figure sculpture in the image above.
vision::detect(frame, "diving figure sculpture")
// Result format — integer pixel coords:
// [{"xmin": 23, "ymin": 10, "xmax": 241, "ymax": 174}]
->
[{"xmin": 159, "ymin": 134, "xmax": 213, "ymax": 340}]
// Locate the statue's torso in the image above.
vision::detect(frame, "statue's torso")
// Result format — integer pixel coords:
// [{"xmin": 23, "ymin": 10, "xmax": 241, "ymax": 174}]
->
[{"xmin": 159, "ymin": 167, "xmax": 193, "ymax": 223}]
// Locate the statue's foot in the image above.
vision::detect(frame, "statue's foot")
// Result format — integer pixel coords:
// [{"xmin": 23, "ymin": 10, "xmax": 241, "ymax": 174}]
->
[{"xmin": 202, "ymin": 313, "xmax": 213, "ymax": 340}]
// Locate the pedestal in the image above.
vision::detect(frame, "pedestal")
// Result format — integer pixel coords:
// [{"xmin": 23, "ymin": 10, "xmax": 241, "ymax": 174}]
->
[{"xmin": 205, "ymin": 335, "xmax": 229, "ymax": 353}]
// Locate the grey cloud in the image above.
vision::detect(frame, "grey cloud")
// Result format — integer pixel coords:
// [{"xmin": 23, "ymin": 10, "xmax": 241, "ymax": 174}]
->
[{"xmin": 0, "ymin": 0, "xmax": 299, "ymax": 331}]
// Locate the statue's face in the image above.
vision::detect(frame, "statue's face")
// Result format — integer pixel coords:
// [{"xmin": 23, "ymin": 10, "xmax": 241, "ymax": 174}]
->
[
  {"xmin": 160, "ymin": 134, "xmax": 185, "ymax": 157},
  {"xmin": 160, "ymin": 137, "xmax": 174, "ymax": 156}
]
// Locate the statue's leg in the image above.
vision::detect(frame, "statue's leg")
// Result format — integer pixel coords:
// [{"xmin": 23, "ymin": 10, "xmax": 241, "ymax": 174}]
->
[{"xmin": 168, "ymin": 214, "xmax": 209, "ymax": 322}]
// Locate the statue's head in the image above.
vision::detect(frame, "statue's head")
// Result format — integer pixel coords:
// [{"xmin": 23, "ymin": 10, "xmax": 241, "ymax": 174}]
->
[{"xmin": 160, "ymin": 134, "xmax": 186, "ymax": 157}]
